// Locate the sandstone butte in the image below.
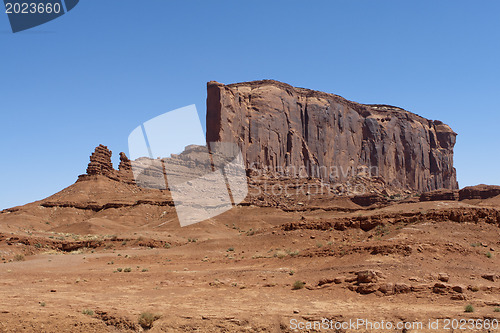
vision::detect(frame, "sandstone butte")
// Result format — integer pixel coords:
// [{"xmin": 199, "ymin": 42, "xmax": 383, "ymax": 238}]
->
[{"xmin": 206, "ymin": 80, "xmax": 458, "ymax": 193}]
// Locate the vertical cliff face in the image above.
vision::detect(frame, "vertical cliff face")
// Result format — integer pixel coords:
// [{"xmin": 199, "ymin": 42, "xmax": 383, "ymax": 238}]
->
[{"xmin": 206, "ymin": 80, "xmax": 458, "ymax": 192}]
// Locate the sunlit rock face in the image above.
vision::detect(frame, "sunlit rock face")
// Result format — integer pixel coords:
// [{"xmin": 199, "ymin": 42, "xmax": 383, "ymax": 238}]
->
[{"xmin": 206, "ymin": 80, "xmax": 458, "ymax": 193}]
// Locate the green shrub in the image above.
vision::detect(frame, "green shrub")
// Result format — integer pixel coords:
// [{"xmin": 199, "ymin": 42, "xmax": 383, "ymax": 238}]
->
[
  {"xmin": 227, "ymin": 247, "xmax": 235, "ymax": 252},
  {"xmin": 14, "ymin": 254, "xmax": 25, "ymax": 261},
  {"xmin": 138, "ymin": 312, "xmax": 161, "ymax": 329},
  {"xmin": 82, "ymin": 309, "xmax": 94, "ymax": 316},
  {"xmin": 465, "ymin": 304, "xmax": 474, "ymax": 313},
  {"xmin": 292, "ymin": 280, "xmax": 305, "ymax": 290},
  {"xmin": 494, "ymin": 307, "xmax": 500, "ymax": 313},
  {"xmin": 124, "ymin": 267, "xmax": 132, "ymax": 273},
  {"xmin": 274, "ymin": 250, "xmax": 287, "ymax": 259}
]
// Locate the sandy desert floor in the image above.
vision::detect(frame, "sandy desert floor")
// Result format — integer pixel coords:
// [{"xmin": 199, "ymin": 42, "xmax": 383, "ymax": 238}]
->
[{"xmin": 1, "ymin": 195, "xmax": 499, "ymax": 332}]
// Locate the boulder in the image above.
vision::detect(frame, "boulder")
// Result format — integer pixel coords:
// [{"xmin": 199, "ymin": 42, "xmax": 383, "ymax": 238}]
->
[
  {"xmin": 378, "ymin": 283, "xmax": 395, "ymax": 295},
  {"xmin": 356, "ymin": 283, "xmax": 379, "ymax": 294},
  {"xmin": 394, "ymin": 283, "xmax": 411, "ymax": 294},
  {"xmin": 481, "ymin": 274, "xmax": 497, "ymax": 282},
  {"xmin": 356, "ymin": 270, "xmax": 384, "ymax": 284},
  {"xmin": 438, "ymin": 273, "xmax": 450, "ymax": 282},
  {"xmin": 351, "ymin": 194, "xmax": 389, "ymax": 207},
  {"xmin": 452, "ymin": 285, "xmax": 466, "ymax": 293}
]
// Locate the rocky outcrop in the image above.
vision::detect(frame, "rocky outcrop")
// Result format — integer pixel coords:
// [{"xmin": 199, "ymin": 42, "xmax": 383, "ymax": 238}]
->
[
  {"xmin": 420, "ymin": 189, "xmax": 459, "ymax": 202},
  {"xmin": 86, "ymin": 144, "xmax": 113, "ymax": 176},
  {"xmin": 79, "ymin": 145, "xmax": 135, "ymax": 184},
  {"xmin": 117, "ymin": 152, "xmax": 135, "ymax": 183},
  {"xmin": 282, "ymin": 208, "xmax": 500, "ymax": 232},
  {"xmin": 459, "ymin": 185, "xmax": 500, "ymax": 200},
  {"xmin": 419, "ymin": 185, "xmax": 500, "ymax": 202},
  {"xmin": 118, "ymin": 152, "xmax": 132, "ymax": 173},
  {"xmin": 351, "ymin": 193, "xmax": 389, "ymax": 207},
  {"xmin": 206, "ymin": 80, "xmax": 458, "ymax": 193}
]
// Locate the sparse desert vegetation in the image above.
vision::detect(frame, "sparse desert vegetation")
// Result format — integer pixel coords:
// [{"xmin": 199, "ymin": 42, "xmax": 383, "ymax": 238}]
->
[
  {"xmin": 292, "ymin": 280, "xmax": 305, "ymax": 290},
  {"xmin": 138, "ymin": 312, "xmax": 161, "ymax": 329}
]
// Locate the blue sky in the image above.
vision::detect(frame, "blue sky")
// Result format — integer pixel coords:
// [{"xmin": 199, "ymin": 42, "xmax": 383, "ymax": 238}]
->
[{"xmin": 1, "ymin": 0, "xmax": 499, "ymax": 210}]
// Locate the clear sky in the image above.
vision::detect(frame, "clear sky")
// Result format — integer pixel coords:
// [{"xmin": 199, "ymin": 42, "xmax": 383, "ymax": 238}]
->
[{"xmin": 1, "ymin": 0, "xmax": 499, "ymax": 210}]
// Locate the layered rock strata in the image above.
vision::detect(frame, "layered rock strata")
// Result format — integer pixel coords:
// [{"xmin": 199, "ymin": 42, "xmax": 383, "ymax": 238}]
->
[{"xmin": 206, "ymin": 80, "xmax": 458, "ymax": 193}]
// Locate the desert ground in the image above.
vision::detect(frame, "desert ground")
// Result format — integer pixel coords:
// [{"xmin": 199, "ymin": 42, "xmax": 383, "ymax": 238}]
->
[{"xmin": 0, "ymin": 177, "xmax": 499, "ymax": 332}]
